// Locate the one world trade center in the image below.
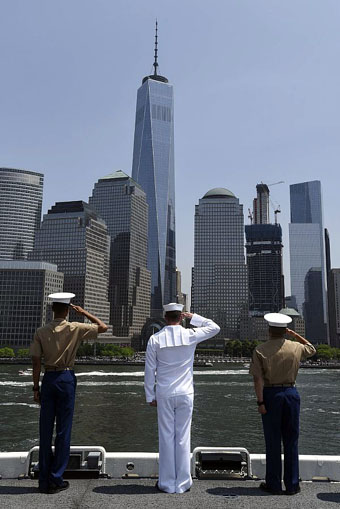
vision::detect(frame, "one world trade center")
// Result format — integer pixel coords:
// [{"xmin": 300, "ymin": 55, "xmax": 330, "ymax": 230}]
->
[{"xmin": 132, "ymin": 23, "xmax": 176, "ymax": 315}]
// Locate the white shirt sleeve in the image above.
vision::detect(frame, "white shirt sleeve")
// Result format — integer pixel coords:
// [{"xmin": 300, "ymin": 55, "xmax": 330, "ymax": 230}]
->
[
  {"xmin": 188, "ymin": 313, "xmax": 220, "ymax": 344},
  {"xmin": 144, "ymin": 337, "xmax": 157, "ymax": 402}
]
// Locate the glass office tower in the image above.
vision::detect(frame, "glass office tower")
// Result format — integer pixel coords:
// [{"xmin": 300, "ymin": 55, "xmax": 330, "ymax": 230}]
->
[
  {"xmin": 246, "ymin": 183, "xmax": 284, "ymax": 315},
  {"xmin": 0, "ymin": 261, "xmax": 63, "ymax": 348},
  {"xmin": 289, "ymin": 180, "xmax": 327, "ymax": 342},
  {"xmin": 246, "ymin": 224, "xmax": 284, "ymax": 313},
  {"xmin": 0, "ymin": 168, "xmax": 43, "ymax": 260},
  {"xmin": 90, "ymin": 170, "xmax": 151, "ymax": 336},
  {"xmin": 192, "ymin": 188, "xmax": 248, "ymax": 339},
  {"xmin": 30, "ymin": 201, "xmax": 111, "ymax": 324},
  {"xmin": 131, "ymin": 36, "xmax": 176, "ymax": 315}
]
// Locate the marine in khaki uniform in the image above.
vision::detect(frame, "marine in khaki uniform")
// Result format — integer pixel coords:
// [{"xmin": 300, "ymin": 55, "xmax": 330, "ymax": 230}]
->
[
  {"xmin": 30, "ymin": 293, "xmax": 108, "ymax": 494},
  {"xmin": 249, "ymin": 313, "xmax": 316, "ymax": 496},
  {"xmin": 144, "ymin": 303, "xmax": 220, "ymax": 494}
]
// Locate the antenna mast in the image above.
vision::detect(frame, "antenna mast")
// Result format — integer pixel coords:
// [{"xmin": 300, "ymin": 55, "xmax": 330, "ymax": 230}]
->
[{"xmin": 153, "ymin": 20, "xmax": 158, "ymax": 76}]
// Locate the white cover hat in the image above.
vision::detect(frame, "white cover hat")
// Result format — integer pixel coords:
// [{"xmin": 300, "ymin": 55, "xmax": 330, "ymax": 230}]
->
[
  {"xmin": 264, "ymin": 312, "xmax": 292, "ymax": 327},
  {"xmin": 163, "ymin": 302, "xmax": 184, "ymax": 312},
  {"xmin": 48, "ymin": 292, "xmax": 75, "ymax": 304}
]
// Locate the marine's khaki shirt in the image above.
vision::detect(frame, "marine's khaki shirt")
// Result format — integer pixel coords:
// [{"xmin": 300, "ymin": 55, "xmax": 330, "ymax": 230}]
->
[
  {"xmin": 249, "ymin": 337, "xmax": 316, "ymax": 385},
  {"xmin": 29, "ymin": 319, "xmax": 98, "ymax": 369}
]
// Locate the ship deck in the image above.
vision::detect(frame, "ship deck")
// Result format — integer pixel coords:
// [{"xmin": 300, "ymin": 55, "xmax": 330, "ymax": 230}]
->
[{"xmin": 1, "ymin": 478, "xmax": 339, "ymax": 508}]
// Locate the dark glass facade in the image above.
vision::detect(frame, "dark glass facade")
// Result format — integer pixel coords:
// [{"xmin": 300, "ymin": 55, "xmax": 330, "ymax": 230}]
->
[
  {"xmin": 89, "ymin": 171, "xmax": 151, "ymax": 336},
  {"xmin": 245, "ymin": 224, "xmax": 284, "ymax": 313},
  {"xmin": 253, "ymin": 184, "xmax": 270, "ymax": 225},
  {"xmin": 290, "ymin": 181, "xmax": 323, "ymax": 224},
  {"xmin": 0, "ymin": 168, "xmax": 43, "ymax": 260},
  {"xmin": 303, "ymin": 268, "xmax": 327, "ymax": 342},
  {"xmin": 192, "ymin": 188, "xmax": 248, "ymax": 339},
  {"xmin": 0, "ymin": 261, "xmax": 63, "ymax": 348},
  {"xmin": 289, "ymin": 180, "xmax": 327, "ymax": 342},
  {"xmin": 328, "ymin": 269, "xmax": 340, "ymax": 348},
  {"xmin": 132, "ymin": 76, "xmax": 176, "ymax": 315},
  {"xmin": 29, "ymin": 201, "xmax": 110, "ymax": 324}
]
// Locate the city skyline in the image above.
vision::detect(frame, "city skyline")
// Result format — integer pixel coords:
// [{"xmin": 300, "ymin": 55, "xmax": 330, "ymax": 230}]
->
[{"xmin": 1, "ymin": 2, "xmax": 340, "ymax": 298}]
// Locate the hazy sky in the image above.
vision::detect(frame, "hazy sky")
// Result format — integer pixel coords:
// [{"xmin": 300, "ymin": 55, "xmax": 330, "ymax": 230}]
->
[{"xmin": 1, "ymin": 0, "xmax": 340, "ymax": 299}]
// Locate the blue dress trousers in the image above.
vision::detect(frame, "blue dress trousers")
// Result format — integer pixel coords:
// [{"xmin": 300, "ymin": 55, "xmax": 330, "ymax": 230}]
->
[
  {"xmin": 262, "ymin": 386, "xmax": 300, "ymax": 492},
  {"xmin": 39, "ymin": 369, "xmax": 76, "ymax": 489}
]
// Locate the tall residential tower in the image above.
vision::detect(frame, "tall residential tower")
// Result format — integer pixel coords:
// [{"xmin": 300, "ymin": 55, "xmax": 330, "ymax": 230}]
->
[{"xmin": 131, "ymin": 23, "xmax": 176, "ymax": 315}]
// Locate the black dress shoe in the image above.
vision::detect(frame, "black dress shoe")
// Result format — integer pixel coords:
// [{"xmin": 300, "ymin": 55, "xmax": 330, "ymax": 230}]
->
[
  {"xmin": 285, "ymin": 485, "xmax": 301, "ymax": 495},
  {"xmin": 259, "ymin": 482, "xmax": 283, "ymax": 495},
  {"xmin": 38, "ymin": 486, "xmax": 50, "ymax": 494},
  {"xmin": 48, "ymin": 481, "xmax": 70, "ymax": 494}
]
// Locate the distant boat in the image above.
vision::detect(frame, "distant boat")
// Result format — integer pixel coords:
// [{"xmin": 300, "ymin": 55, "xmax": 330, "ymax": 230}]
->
[{"xmin": 18, "ymin": 368, "xmax": 32, "ymax": 376}]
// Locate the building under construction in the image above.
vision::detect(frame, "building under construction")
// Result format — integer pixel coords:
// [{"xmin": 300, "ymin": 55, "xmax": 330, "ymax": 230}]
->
[{"xmin": 246, "ymin": 183, "xmax": 284, "ymax": 315}]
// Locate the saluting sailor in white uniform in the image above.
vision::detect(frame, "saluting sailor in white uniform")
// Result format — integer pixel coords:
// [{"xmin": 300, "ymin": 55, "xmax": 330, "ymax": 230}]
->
[{"xmin": 144, "ymin": 303, "xmax": 220, "ymax": 494}]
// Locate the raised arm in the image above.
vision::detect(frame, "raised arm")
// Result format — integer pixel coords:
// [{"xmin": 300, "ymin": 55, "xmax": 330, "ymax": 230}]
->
[
  {"xmin": 70, "ymin": 304, "xmax": 108, "ymax": 333},
  {"xmin": 183, "ymin": 312, "xmax": 220, "ymax": 344},
  {"xmin": 286, "ymin": 328, "xmax": 316, "ymax": 358}
]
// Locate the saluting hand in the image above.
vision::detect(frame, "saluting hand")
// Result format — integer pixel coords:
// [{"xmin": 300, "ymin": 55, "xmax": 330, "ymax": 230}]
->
[
  {"xmin": 70, "ymin": 304, "xmax": 86, "ymax": 315},
  {"xmin": 181, "ymin": 312, "xmax": 193, "ymax": 320}
]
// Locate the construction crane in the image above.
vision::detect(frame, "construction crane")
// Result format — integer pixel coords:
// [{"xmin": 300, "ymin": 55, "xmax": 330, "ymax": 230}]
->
[
  {"xmin": 268, "ymin": 180, "xmax": 284, "ymax": 187},
  {"xmin": 272, "ymin": 204, "xmax": 281, "ymax": 224},
  {"xmin": 260, "ymin": 180, "xmax": 284, "ymax": 224}
]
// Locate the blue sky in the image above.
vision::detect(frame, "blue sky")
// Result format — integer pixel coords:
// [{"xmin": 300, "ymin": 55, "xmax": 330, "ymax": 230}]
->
[{"xmin": 1, "ymin": 0, "xmax": 339, "ymax": 299}]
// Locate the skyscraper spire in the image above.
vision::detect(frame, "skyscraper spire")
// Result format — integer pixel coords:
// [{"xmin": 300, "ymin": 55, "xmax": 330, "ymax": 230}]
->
[
  {"xmin": 142, "ymin": 20, "xmax": 168, "ymax": 84},
  {"xmin": 133, "ymin": 22, "xmax": 175, "ymax": 313},
  {"xmin": 153, "ymin": 20, "xmax": 158, "ymax": 76}
]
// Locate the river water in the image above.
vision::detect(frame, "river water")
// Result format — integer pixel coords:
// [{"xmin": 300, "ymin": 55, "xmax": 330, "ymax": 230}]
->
[{"xmin": 0, "ymin": 363, "xmax": 339, "ymax": 454}]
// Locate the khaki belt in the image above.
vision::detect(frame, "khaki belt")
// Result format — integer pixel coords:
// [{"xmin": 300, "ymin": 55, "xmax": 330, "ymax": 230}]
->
[
  {"xmin": 264, "ymin": 383, "xmax": 295, "ymax": 387},
  {"xmin": 44, "ymin": 366, "xmax": 73, "ymax": 372}
]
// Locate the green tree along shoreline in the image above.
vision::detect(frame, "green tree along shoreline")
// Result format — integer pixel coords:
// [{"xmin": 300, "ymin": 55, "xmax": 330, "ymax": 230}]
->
[
  {"xmin": 0, "ymin": 344, "xmax": 135, "ymax": 359},
  {"xmin": 0, "ymin": 342, "xmax": 339, "ymax": 361},
  {"xmin": 200, "ymin": 340, "xmax": 340, "ymax": 361},
  {"xmin": 76, "ymin": 343, "xmax": 135, "ymax": 358}
]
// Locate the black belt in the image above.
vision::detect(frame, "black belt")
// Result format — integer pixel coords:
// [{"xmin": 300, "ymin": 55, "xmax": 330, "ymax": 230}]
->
[
  {"xmin": 45, "ymin": 366, "xmax": 73, "ymax": 372},
  {"xmin": 264, "ymin": 383, "xmax": 295, "ymax": 387}
]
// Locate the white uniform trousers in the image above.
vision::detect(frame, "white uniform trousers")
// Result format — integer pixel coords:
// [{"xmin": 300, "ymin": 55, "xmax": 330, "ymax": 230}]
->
[{"xmin": 157, "ymin": 393, "xmax": 194, "ymax": 494}]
